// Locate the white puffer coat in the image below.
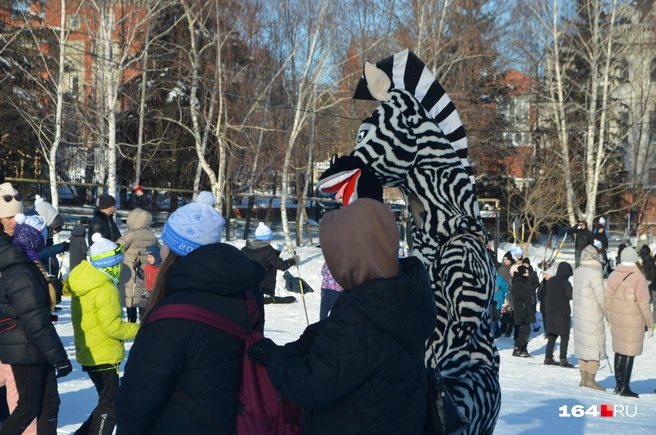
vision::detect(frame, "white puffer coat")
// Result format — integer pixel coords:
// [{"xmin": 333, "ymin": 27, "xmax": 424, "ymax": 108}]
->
[
  {"xmin": 572, "ymin": 260, "xmax": 607, "ymax": 361},
  {"xmin": 606, "ymin": 263, "xmax": 652, "ymax": 356},
  {"xmin": 117, "ymin": 208, "xmax": 158, "ymax": 308}
]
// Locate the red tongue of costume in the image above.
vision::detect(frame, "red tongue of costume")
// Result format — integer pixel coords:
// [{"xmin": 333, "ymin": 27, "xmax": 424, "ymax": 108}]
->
[{"xmin": 321, "ymin": 169, "xmax": 362, "ymax": 206}]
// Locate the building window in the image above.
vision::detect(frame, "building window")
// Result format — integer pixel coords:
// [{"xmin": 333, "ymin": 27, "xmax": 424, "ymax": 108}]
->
[
  {"xmin": 70, "ymin": 75, "xmax": 79, "ymax": 96},
  {"xmin": 650, "ymin": 168, "xmax": 656, "ymax": 185},
  {"xmin": 68, "ymin": 15, "xmax": 80, "ymax": 30},
  {"xmin": 651, "ymin": 58, "xmax": 656, "ymax": 82},
  {"xmin": 618, "ymin": 58, "xmax": 629, "ymax": 81},
  {"xmin": 619, "ymin": 112, "xmax": 629, "ymax": 143}
]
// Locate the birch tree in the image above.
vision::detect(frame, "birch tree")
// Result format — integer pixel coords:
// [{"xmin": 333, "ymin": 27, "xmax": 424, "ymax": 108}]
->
[{"xmin": 520, "ymin": 0, "xmax": 626, "ymax": 227}]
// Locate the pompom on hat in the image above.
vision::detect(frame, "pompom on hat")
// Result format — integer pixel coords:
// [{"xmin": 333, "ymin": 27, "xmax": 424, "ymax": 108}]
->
[
  {"xmin": 0, "ymin": 182, "xmax": 23, "ymax": 219},
  {"xmin": 89, "ymin": 233, "xmax": 124, "ymax": 268},
  {"xmin": 161, "ymin": 192, "xmax": 225, "ymax": 257},
  {"xmin": 255, "ymin": 222, "xmax": 273, "ymax": 241}
]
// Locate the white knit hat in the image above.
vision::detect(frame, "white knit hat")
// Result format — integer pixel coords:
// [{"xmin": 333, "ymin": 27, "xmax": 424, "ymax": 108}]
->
[
  {"xmin": 89, "ymin": 233, "xmax": 124, "ymax": 268},
  {"xmin": 0, "ymin": 182, "xmax": 23, "ymax": 218},
  {"xmin": 34, "ymin": 195, "xmax": 59, "ymax": 227},
  {"xmin": 255, "ymin": 222, "xmax": 273, "ymax": 241},
  {"xmin": 161, "ymin": 192, "xmax": 225, "ymax": 256},
  {"xmin": 513, "ymin": 247, "xmax": 523, "ymax": 257},
  {"xmin": 621, "ymin": 246, "xmax": 639, "ymax": 264}
]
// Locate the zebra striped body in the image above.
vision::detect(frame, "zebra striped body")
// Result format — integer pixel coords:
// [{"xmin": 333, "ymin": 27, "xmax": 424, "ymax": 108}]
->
[{"xmin": 353, "ymin": 88, "xmax": 500, "ymax": 434}]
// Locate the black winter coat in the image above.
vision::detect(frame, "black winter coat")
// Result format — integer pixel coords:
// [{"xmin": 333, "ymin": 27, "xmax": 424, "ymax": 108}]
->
[
  {"xmin": 0, "ymin": 240, "xmax": 67, "ymax": 365},
  {"xmin": 639, "ymin": 245, "xmax": 656, "ymax": 284},
  {"xmin": 115, "ymin": 243, "xmax": 262, "ymax": 435},
  {"xmin": 594, "ymin": 231, "xmax": 608, "ymax": 250},
  {"xmin": 545, "ymin": 262, "xmax": 573, "ymax": 336},
  {"xmin": 262, "ymin": 257, "xmax": 437, "ymax": 435},
  {"xmin": 571, "ymin": 226, "xmax": 594, "ymax": 251},
  {"xmin": 510, "ymin": 275, "xmax": 536, "ymax": 325},
  {"xmin": 241, "ymin": 240, "xmax": 295, "ymax": 296},
  {"xmin": 538, "ymin": 278, "xmax": 548, "ymax": 313},
  {"xmin": 88, "ymin": 208, "xmax": 121, "ymax": 245},
  {"xmin": 69, "ymin": 224, "xmax": 88, "ymax": 271}
]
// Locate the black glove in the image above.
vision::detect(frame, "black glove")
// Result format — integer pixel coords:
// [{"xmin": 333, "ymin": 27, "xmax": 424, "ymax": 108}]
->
[
  {"xmin": 61, "ymin": 242, "xmax": 70, "ymax": 252},
  {"xmin": 54, "ymin": 358, "xmax": 73, "ymax": 378},
  {"xmin": 247, "ymin": 338, "xmax": 277, "ymax": 366},
  {"xmin": 287, "ymin": 321, "xmax": 324, "ymax": 355}
]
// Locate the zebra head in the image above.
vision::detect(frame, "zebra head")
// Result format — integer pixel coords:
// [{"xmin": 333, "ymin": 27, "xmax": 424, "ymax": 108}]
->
[{"xmin": 349, "ymin": 50, "xmax": 484, "ymax": 244}]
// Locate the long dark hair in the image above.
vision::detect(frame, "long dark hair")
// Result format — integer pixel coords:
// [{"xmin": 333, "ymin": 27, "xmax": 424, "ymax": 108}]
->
[{"xmin": 142, "ymin": 250, "xmax": 180, "ymax": 322}]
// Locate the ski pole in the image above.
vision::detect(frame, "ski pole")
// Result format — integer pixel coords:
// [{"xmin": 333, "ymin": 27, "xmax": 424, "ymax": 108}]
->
[
  {"xmin": 295, "ymin": 261, "xmax": 310, "ymax": 326},
  {"xmin": 606, "ymin": 355, "xmax": 613, "ymax": 374}
]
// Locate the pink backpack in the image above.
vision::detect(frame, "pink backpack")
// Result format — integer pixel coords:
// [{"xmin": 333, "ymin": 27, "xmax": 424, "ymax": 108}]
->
[{"xmin": 147, "ymin": 293, "xmax": 303, "ymax": 435}]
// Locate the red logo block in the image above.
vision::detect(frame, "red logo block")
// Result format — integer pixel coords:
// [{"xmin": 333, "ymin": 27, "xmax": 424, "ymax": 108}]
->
[{"xmin": 601, "ymin": 404, "xmax": 614, "ymax": 417}]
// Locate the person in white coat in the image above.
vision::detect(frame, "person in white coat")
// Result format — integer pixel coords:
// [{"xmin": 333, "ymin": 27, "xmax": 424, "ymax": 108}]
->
[{"xmin": 572, "ymin": 245, "xmax": 607, "ymax": 390}]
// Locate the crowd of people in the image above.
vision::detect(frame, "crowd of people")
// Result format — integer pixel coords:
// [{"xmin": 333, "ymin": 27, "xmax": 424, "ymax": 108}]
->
[
  {"xmin": 492, "ymin": 219, "xmax": 655, "ymax": 398},
  {"xmin": 0, "ymin": 180, "xmax": 436, "ymax": 434}
]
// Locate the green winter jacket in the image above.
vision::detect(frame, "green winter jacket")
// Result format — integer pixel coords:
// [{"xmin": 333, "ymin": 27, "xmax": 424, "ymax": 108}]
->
[{"xmin": 66, "ymin": 261, "xmax": 139, "ymax": 367}]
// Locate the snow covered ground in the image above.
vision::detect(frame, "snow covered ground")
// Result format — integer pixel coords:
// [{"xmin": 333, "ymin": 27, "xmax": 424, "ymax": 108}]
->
[{"xmin": 51, "ymin": 226, "xmax": 656, "ymax": 434}]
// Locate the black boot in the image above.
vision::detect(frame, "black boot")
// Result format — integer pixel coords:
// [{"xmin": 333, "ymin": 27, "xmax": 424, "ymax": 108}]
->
[
  {"xmin": 512, "ymin": 347, "xmax": 521, "ymax": 357},
  {"xmin": 519, "ymin": 344, "xmax": 532, "ymax": 358},
  {"xmin": 619, "ymin": 355, "xmax": 639, "ymax": 398},
  {"xmin": 613, "ymin": 353, "xmax": 622, "ymax": 395}
]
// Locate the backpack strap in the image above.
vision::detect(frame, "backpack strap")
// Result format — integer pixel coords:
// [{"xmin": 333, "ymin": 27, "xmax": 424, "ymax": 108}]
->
[{"xmin": 146, "ymin": 303, "xmax": 248, "ymax": 341}]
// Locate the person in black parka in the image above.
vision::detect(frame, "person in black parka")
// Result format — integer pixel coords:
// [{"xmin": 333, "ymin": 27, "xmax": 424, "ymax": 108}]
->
[
  {"xmin": 545, "ymin": 261, "xmax": 574, "ymax": 367},
  {"xmin": 570, "ymin": 221, "xmax": 594, "ymax": 268},
  {"xmin": 89, "ymin": 195, "xmax": 121, "ymax": 246},
  {"xmin": 247, "ymin": 199, "xmax": 436, "ymax": 435},
  {"xmin": 116, "ymin": 192, "xmax": 263, "ymax": 435},
  {"xmin": 68, "ymin": 224, "xmax": 88, "ymax": 271},
  {"xmin": 0, "ymin": 236, "xmax": 72, "ymax": 434},
  {"xmin": 509, "ymin": 266, "xmax": 536, "ymax": 358},
  {"xmin": 241, "ymin": 222, "xmax": 299, "ymax": 302}
]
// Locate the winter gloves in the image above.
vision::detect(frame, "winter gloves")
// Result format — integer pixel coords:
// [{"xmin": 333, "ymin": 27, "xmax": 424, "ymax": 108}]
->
[
  {"xmin": 247, "ymin": 338, "xmax": 278, "ymax": 366},
  {"xmin": 287, "ymin": 321, "xmax": 324, "ymax": 355},
  {"xmin": 292, "ymin": 255, "xmax": 301, "ymax": 265},
  {"xmin": 54, "ymin": 358, "xmax": 73, "ymax": 378},
  {"xmin": 61, "ymin": 241, "xmax": 70, "ymax": 252}
]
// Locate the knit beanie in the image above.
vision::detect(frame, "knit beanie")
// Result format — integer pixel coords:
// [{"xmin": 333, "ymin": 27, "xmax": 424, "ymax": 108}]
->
[
  {"xmin": 33, "ymin": 195, "xmax": 59, "ymax": 227},
  {"xmin": 621, "ymin": 246, "xmax": 639, "ymax": 264},
  {"xmin": 581, "ymin": 245, "xmax": 599, "ymax": 263},
  {"xmin": 161, "ymin": 192, "xmax": 225, "ymax": 257},
  {"xmin": 12, "ymin": 213, "xmax": 46, "ymax": 261},
  {"xmin": 146, "ymin": 244, "xmax": 161, "ymax": 266},
  {"xmin": 0, "ymin": 182, "xmax": 23, "ymax": 218},
  {"xmin": 522, "ymin": 257, "xmax": 531, "ymax": 266},
  {"xmin": 545, "ymin": 265, "xmax": 557, "ymax": 277},
  {"xmin": 255, "ymin": 222, "xmax": 273, "ymax": 241},
  {"xmin": 98, "ymin": 194, "xmax": 116, "ymax": 210},
  {"xmin": 89, "ymin": 233, "xmax": 124, "ymax": 268},
  {"xmin": 515, "ymin": 265, "xmax": 528, "ymax": 277},
  {"xmin": 513, "ymin": 247, "xmax": 523, "ymax": 257},
  {"xmin": 503, "ymin": 251, "xmax": 513, "ymax": 262}
]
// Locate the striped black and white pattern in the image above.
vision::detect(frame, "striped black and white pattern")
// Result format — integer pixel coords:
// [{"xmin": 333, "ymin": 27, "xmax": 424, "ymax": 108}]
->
[
  {"xmin": 354, "ymin": 49, "xmax": 476, "ymax": 195},
  {"xmin": 351, "ymin": 83, "xmax": 500, "ymax": 434}
]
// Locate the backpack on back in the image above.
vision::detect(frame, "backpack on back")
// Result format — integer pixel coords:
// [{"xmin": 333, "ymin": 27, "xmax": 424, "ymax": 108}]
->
[{"xmin": 146, "ymin": 292, "xmax": 302, "ymax": 435}]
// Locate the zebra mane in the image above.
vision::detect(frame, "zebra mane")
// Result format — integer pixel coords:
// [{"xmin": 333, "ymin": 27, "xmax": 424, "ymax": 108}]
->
[{"xmin": 353, "ymin": 49, "xmax": 474, "ymax": 187}]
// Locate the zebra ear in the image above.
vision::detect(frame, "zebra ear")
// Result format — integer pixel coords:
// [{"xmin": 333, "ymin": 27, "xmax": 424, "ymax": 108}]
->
[{"xmin": 364, "ymin": 62, "xmax": 392, "ymax": 102}]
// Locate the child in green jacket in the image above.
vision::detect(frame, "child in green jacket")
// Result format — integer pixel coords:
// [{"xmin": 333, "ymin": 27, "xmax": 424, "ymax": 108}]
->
[{"xmin": 66, "ymin": 233, "xmax": 139, "ymax": 435}]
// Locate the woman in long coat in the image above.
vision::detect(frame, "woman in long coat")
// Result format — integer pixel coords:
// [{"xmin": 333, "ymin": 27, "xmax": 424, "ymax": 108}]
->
[
  {"xmin": 606, "ymin": 246, "xmax": 652, "ymax": 398},
  {"xmin": 545, "ymin": 262, "xmax": 574, "ymax": 367},
  {"xmin": 117, "ymin": 208, "xmax": 158, "ymax": 323},
  {"xmin": 572, "ymin": 246, "xmax": 606, "ymax": 390}
]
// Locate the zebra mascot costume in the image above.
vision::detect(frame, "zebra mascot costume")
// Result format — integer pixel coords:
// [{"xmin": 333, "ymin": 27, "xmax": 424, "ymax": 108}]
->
[{"xmin": 317, "ymin": 50, "xmax": 500, "ymax": 434}]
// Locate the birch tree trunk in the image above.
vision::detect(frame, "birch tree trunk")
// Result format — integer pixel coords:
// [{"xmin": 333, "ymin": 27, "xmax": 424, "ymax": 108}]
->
[
  {"xmin": 135, "ymin": 20, "xmax": 152, "ymax": 186},
  {"xmin": 49, "ymin": 0, "xmax": 67, "ymax": 209}
]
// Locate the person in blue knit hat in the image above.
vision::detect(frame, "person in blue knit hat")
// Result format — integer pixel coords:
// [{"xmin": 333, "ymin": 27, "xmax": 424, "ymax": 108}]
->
[
  {"xmin": 116, "ymin": 192, "xmax": 266, "ymax": 434},
  {"xmin": 241, "ymin": 222, "xmax": 300, "ymax": 304}
]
